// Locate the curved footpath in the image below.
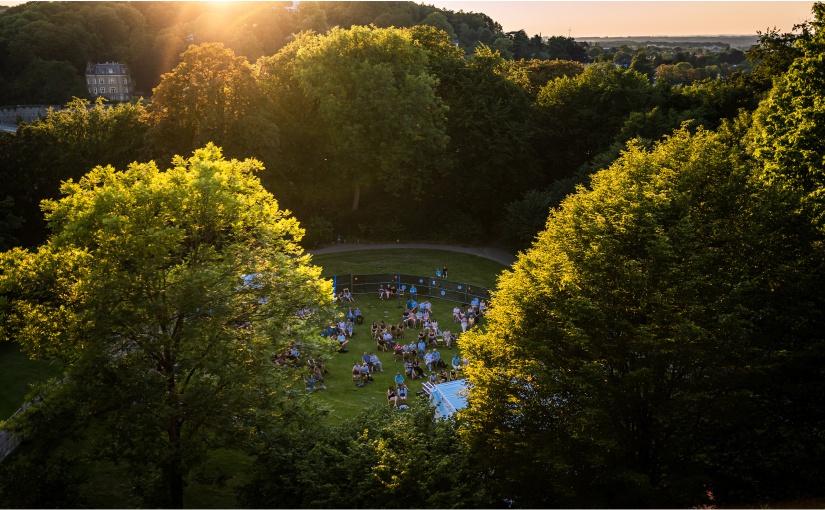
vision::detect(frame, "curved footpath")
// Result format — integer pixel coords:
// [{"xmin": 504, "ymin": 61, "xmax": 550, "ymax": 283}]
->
[{"xmin": 308, "ymin": 243, "xmax": 518, "ymax": 267}]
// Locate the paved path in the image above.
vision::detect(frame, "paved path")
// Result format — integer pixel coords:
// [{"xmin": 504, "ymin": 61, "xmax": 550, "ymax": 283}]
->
[{"xmin": 308, "ymin": 243, "xmax": 518, "ymax": 267}]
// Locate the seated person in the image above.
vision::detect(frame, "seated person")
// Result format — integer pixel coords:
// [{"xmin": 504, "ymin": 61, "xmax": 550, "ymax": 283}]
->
[
  {"xmin": 443, "ymin": 330, "xmax": 452, "ymax": 349},
  {"xmin": 342, "ymin": 288, "xmax": 354, "ymax": 302},
  {"xmin": 382, "ymin": 331, "xmax": 393, "ymax": 351},
  {"xmin": 428, "ymin": 371, "xmax": 437, "ymax": 384},
  {"xmin": 360, "ymin": 363, "xmax": 374, "ymax": 383},
  {"xmin": 405, "ymin": 298, "xmax": 415, "ymax": 311},
  {"xmin": 378, "ymin": 285, "xmax": 386, "ymax": 300},
  {"xmin": 452, "ymin": 354, "xmax": 462, "ymax": 371},
  {"xmin": 396, "ymin": 322, "xmax": 405, "ymax": 338},
  {"xmin": 432, "ymin": 348, "xmax": 443, "ymax": 368},
  {"xmin": 393, "ymin": 342, "xmax": 404, "ymax": 362},
  {"xmin": 453, "ymin": 305, "xmax": 461, "ymax": 323},
  {"xmin": 370, "ymin": 352, "xmax": 384, "ymax": 372},
  {"xmin": 417, "ymin": 339, "xmax": 426, "ymax": 358},
  {"xmin": 412, "ymin": 359, "xmax": 425, "ymax": 379},
  {"xmin": 371, "ymin": 321, "xmax": 379, "ymax": 339},
  {"xmin": 352, "ymin": 362, "xmax": 362, "ymax": 379},
  {"xmin": 428, "ymin": 329, "xmax": 438, "ymax": 348},
  {"xmin": 313, "ymin": 364, "xmax": 326, "ymax": 384},
  {"xmin": 345, "ymin": 319, "xmax": 354, "ymax": 338},
  {"xmin": 337, "ymin": 332, "xmax": 348, "ymax": 352},
  {"xmin": 424, "ymin": 350, "xmax": 435, "ymax": 372},
  {"xmin": 404, "ymin": 360, "xmax": 414, "ymax": 377},
  {"xmin": 354, "ymin": 307, "xmax": 364, "ymax": 324},
  {"xmin": 397, "ymin": 384, "xmax": 408, "ymax": 405},
  {"xmin": 346, "ymin": 307, "xmax": 356, "ymax": 322},
  {"xmin": 394, "ymin": 371, "xmax": 405, "ymax": 387},
  {"xmin": 402, "ymin": 309, "xmax": 411, "ymax": 326},
  {"xmin": 387, "ymin": 386, "xmax": 399, "ymax": 407},
  {"xmin": 362, "ymin": 351, "xmax": 373, "ymax": 372},
  {"xmin": 438, "ymin": 368, "xmax": 448, "ymax": 383},
  {"xmin": 449, "ymin": 368, "xmax": 458, "ymax": 381},
  {"xmin": 305, "ymin": 374, "xmax": 317, "ymax": 391}
]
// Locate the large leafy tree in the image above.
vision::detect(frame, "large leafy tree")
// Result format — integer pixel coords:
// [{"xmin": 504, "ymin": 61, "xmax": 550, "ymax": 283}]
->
[
  {"xmin": 460, "ymin": 126, "xmax": 825, "ymax": 507},
  {"xmin": 144, "ymin": 43, "xmax": 279, "ymax": 167},
  {"xmin": 260, "ymin": 25, "xmax": 449, "ymax": 212},
  {"xmin": 0, "ymin": 145, "xmax": 334, "ymax": 507}
]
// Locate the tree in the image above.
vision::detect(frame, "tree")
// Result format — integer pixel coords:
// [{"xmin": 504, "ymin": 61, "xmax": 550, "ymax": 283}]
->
[
  {"xmin": 750, "ymin": 3, "xmax": 825, "ymax": 207},
  {"xmin": 460, "ymin": 126, "xmax": 825, "ymax": 507},
  {"xmin": 260, "ymin": 26, "xmax": 449, "ymax": 212},
  {"xmin": 418, "ymin": 11, "xmax": 455, "ymax": 40},
  {"xmin": 0, "ymin": 145, "xmax": 334, "ymax": 508},
  {"xmin": 144, "ymin": 43, "xmax": 279, "ymax": 166},
  {"xmin": 536, "ymin": 62, "xmax": 653, "ymax": 180},
  {"xmin": 0, "ymin": 97, "xmax": 147, "ymax": 247},
  {"xmin": 239, "ymin": 404, "xmax": 491, "ymax": 508}
]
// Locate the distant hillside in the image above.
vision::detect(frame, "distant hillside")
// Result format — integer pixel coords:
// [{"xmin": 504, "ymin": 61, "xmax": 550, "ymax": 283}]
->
[{"xmin": 578, "ymin": 35, "xmax": 760, "ymax": 50}]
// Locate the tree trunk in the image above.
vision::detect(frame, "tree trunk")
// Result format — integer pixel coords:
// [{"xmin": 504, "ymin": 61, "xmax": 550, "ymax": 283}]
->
[
  {"xmin": 352, "ymin": 183, "xmax": 360, "ymax": 211},
  {"xmin": 168, "ymin": 424, "xmax": 184, "ymax": 509}
]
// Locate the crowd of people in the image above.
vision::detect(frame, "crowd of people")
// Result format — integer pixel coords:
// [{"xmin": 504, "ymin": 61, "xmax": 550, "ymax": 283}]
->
[{"xmin": 305, "ymin": 276, "xmax": 485, "ymax": 404}]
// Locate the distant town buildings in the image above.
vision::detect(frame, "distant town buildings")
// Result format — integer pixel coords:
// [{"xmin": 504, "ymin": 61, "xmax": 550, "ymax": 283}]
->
[{"xmin": 85, "ymin": 62, "xmax": 133, "ymax": 102}]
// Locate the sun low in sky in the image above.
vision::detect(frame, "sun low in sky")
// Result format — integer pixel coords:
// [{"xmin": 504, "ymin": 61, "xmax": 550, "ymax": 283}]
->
[{"xmin": 427, "ymin": 1, "xmax": 814, "ymax": 37}]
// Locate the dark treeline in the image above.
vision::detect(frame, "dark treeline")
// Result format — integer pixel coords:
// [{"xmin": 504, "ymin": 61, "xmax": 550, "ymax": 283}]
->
[{"xmin": 0, "ymin": 1, "xmax": 803, "ymax": 251}]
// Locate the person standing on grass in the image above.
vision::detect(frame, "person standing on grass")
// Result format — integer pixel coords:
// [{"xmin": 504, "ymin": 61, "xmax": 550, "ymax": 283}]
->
[
  {"xmin": 410, "ymin": 284, "xmax": 417, "ymax": 300},
  {"xmin": 442, "ymin": 266, "xmax": 448, "ymax": 279}
]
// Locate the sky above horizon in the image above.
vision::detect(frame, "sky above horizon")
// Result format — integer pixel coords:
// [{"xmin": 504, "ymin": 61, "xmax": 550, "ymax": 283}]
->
[
  {"xmin": 0, "ymin": 1, "xmax": 816, "ymax": 38},
  {"xmin": 427, "ymin": 1, "xmax": 815, "ymax": 37}
]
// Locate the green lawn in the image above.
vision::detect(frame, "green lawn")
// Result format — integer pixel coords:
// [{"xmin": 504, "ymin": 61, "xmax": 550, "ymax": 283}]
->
[
  {"xmin": 307, "ymin": 248, "xmax": 505, "ymax": 424},
  {"xmin": 311, "ymin": 248, "xmax": 508, "ymax": 290},
  {"xmin": 0, "ymin": 341, "xmax": 62, "ymax": 420}
]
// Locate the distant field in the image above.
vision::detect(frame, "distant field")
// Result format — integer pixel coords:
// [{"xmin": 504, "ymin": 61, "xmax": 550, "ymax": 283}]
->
[{"xmin": 579, "ymin": 35, "xmax": 759, "ymax": 50}]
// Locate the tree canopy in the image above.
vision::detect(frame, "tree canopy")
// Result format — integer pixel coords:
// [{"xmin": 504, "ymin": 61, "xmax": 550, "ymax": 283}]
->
[
  {"xmin": 460, "ymin": 125, "xmax": 825, "ymax": 506},
  {"xmin": 0, "ymin": 145, "xmax": 334, "ymax": 507}
]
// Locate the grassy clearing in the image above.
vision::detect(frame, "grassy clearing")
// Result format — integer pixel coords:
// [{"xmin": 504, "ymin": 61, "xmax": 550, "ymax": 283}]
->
[
  {"xmin": 306, "ymin": 248, "xmax": 503, "ymax": 424},
  {"xmin": 310, "ymin": 295, "xmax": 475, "ymax": 424},
  {"xmin": 311, "ymin": 248, "xmax": 508, "ymax": 290},
  {"xmin": 0, "ymin": 341, "xmax": 62, "ymax": 419}
]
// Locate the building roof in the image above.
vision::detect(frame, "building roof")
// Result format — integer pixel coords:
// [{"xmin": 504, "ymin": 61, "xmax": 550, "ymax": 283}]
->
[{"xmin": 86, "ymin": 62, "xmax": 129, "ymax": 75}]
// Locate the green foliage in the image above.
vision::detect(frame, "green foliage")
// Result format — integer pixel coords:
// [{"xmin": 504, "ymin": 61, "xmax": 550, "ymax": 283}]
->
[
  {"xmin": 0, "ymin": 145, "xmax": 335, "ymax": 507},
  {"xmin": 750, "ymin": 3, "xmax": 825, "ymax": 214},
  {"xmin": 536, "ymin": 63, "xmax": 654, "ymax": 180},
  {"xmin": 261, "ymin": 25, "xmax": 449, "ymax": 214},
  {"xmin": 0, "ymin": 452, "xmax": 88, "ymax": 508},
  {"xmin": 144, "ymin": 43, "xmax": 279, "ymax": 166},
  {"xmin": 500, "ymin": 177, "xmax": 581, "ymax": 247},
  {"xmin": 239, "ymin": 404, "xmax": 491, "ymax": 508},
  {"xmin": 460, "ymin": 126, "xmax": 825, "ymax": 506},
  {"xmin": 0, "ymin": 97, "xmax": 147, "ymax": 247}
]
